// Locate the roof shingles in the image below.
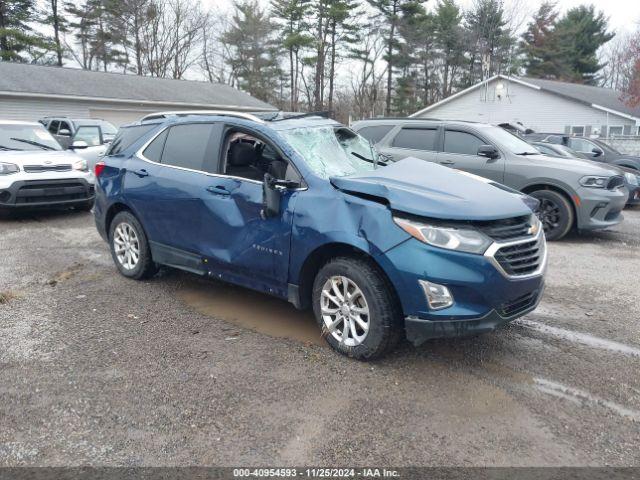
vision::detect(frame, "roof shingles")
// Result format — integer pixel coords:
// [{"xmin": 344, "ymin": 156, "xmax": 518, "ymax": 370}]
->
[{"xmin": 0, "ymin": 62, "xmax": 276, "ymax": 111}]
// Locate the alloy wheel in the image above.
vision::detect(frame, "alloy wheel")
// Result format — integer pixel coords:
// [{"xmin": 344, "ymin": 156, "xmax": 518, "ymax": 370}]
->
[
  {"xmin": 536, "ymin": 198, "xmax": 561, "ymax": 232},
  {"xmin": 320, "ymin": 275, "xmax": 370, "ymax": 347},
  {"xmin": 113, "ymin": 222, "xmax": 140, "ymax": 270}
]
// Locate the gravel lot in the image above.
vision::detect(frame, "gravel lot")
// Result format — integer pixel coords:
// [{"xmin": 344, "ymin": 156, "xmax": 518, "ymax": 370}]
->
[{"xmin": 1, "ymin": 207, "xmax": 639, "ymax": 467}]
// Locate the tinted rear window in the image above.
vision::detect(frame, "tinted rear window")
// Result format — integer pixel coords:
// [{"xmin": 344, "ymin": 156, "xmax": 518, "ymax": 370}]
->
[
  {"xmin": 356, "ymin": 125, "xmax": 394, "ymax": 143},
  {"xmin": 107, "ymin": 124, "xmax": 157, "ymax": 155},
  {"xmin": 161, "ymin": 123, "xmax": 219, "ymax": 171},
  {"xmin": 143, "ymin": 129, "xmax": 168, "ymax": 162},
  {"xmin": 392, "ymin": 128, "xmax": 438, "ymax": 151}
]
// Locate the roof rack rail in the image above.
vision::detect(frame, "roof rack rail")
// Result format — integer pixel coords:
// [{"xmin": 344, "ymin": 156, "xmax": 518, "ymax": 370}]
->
[{"xmin": 139, "ymin": 110, "xmax": 265, "ymax": 123}]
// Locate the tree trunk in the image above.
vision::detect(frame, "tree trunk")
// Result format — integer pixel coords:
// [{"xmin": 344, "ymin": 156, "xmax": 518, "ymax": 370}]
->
[
  {"xmin": 328, "ymin": 21, "xmax": 336, "ymax": 114},
  {"xmin": 51, "ymin": 0, "xmax": 63, "ymax": 66},
  {"xmin": 385, "ymin": 0, "xmax": 398, "ymax": 116}
]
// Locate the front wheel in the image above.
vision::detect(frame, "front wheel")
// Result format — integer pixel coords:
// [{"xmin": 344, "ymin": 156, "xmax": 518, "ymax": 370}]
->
[
  {"xmin": 312, "ymin": 257, "xmax": 402, "ymax": 360},
  {"xmin": 530, "ymin": 189, "xmax": 574, "ymax": 241},
  {"xmin": 109, "ymin": 211, "xmax": 158, "ymax": 280}
]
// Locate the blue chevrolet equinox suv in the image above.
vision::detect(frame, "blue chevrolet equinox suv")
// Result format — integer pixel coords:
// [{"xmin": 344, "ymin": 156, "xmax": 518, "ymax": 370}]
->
[{"xmin": 94, "ymin": 111, "xmax": 547, "ymax": 359}]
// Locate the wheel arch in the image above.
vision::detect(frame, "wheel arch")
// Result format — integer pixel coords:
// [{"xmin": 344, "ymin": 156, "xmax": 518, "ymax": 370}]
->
[
  {"xmin": 521, "ymin": 183, "xmax": 577, "ymax": 218},
  {"xmin": 293, "ymin": 242, "xmax": 400, "ymax": 311},
  {"xmin": 104, "ymin": 202, "xmax": 134, "ymax": 237}
]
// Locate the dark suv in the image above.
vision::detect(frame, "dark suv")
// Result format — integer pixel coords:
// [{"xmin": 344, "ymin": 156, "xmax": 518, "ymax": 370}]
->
[
  {"xmin": 353, "ymin": 119, "xmax": 628, "ymax": 240},
  {"xmin": 93, "ymin": 112, "xmax": 547, "ymax": 359}
]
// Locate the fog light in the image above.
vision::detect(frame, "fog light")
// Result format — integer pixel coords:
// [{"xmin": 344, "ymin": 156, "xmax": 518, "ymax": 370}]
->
[{"xmin": 419, "ymin": 280, "xmax": 454, "ymax": 310}]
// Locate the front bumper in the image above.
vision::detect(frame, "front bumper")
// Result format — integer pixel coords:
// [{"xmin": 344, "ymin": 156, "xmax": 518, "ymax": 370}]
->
[
  {"xmin": 377, "ymin": 234, "xmax": 546, "ymax": 345},
  {"xmin": 405, "ymin": 286, "xmax": 544, "ymax": 345},
  {"xmin": 575, "ymin": 186, "xmax": 627, "ymax": 230},
  {"xmin": 0, "ymin": 178, "xmax": 95, "ymax": 208}
]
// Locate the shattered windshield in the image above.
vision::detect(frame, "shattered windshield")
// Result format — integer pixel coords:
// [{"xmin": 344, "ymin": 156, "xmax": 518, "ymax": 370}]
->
[{"xmin": 280, "ymin": 126, "xmax": 378, "ymax": 179}]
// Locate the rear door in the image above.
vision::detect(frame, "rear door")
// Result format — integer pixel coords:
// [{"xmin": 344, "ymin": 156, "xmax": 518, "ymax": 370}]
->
[
  {"xmin": 378, "ymin": 125, "xmax": 441, "ymax": 163},
  {"xmin": 439, "ymin": 128, "xmax": 505, "ymax": 183}
]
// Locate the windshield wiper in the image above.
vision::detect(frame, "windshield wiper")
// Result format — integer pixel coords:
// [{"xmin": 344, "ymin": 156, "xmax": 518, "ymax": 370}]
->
[
  {"xmin": 10, "ymin": 137, "xmax": 57, "ymax": 150},
  {"xmin": 516, "ymin": 151, "xmax": 539, "ymax": 156},
  {"xmin": 0, "ymin": 145, "xmax": 20, "ymax": 151},
  {"xmin": 350, "ymin": 151, "xmax": 387, "ymax": 166}
]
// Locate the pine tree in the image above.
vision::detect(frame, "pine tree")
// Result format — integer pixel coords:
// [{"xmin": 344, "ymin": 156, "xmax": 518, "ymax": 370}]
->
[
  {"xmin": 271, "ymin": 0, "xmax": 313, "ymax": 110},
  {"xmin": 434, "ymin": 0, "xmax": 464, "ymax": 97},
  {"xmin": 0, "ymin": 0, "xmax": 50, "ymax": 61},
  {"xmin": 520, "ymin": 2, "xmax": 563, "ymax": 79},
  {"xmin": 222, "ymin": 0, "xmax": 282, "ymax": 103},
  {"xmin": 554, "ymin": 5, "xmax": 614, "ymax": 85}
]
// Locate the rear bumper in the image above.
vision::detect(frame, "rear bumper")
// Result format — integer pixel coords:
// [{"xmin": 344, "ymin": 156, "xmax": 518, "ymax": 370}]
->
[
  {"xmin": 405, "ymin": 286, "xmax": 543, "ymax": 345},
  {"xmin": 0, "ymin": 178, "xmax": 95, "ymax": 208}
]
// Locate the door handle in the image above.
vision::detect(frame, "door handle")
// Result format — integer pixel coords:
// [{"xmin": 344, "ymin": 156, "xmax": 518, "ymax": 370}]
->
[
  {"xmin": 207, "ymin": 185, "xmax": 230, "ymax": 196},
  {"xmin": 439, "ymin": 160, "xmax": 455, "ymax": 165},
  {"xmin": 133, "ymin": 168, "xmax": 149, "ymax": 177}
]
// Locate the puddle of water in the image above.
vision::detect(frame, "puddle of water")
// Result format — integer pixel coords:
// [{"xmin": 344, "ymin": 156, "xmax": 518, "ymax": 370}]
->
[
  {"xmin": 176, "ymin": 279, "xmax": 325, "ymax": 346},
  {"xmin": 515, "ymin": 319, "xmax": 640, "ymax": 358},
  {"xmin": 534, "ymin": 378, "xmax": 640, "ymax": 421}
]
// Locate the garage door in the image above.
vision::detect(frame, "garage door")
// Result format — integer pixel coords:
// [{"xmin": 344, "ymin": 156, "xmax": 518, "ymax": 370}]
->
[{"xmin": 89, "ymin": 109, "xmax": 150, "ymax": 127}]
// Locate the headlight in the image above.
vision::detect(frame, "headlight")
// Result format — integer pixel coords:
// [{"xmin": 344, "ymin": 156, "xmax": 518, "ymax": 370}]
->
[
  {"xmin": 579, "ymin": 175, "xmax": 609, "ymax": 188},
  {"xmin": 624, "ymin": 172, "xmax": 638, "ymax": 186},
  {"xmin": 72, "ymin": 159, "xmax": 88, "ymax": 172},
  {"xmin": 0, "ymin": 162, "xmax": 19, "ymax": 175},
  {"xmin": 394, "ymin": 217, "xmax": 492, "ymax": 254}
]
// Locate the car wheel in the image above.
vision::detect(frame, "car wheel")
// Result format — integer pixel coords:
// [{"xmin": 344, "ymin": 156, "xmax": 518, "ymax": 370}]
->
[
  {"xmin": 530, "ymin": 189, "xmax": 574, "ymax": 241},
  {"xmin": 109, "ymin": 211, "xmax": 158, "ymax": 280},
  {"xmin": 312, "ymin": 257, "xmax": 402, "ymax": 360}
]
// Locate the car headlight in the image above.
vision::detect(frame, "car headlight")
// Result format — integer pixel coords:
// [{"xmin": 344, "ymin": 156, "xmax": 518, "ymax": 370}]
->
[
  {"xmin": 72, "ymin": 159, "xmax": 88, "ymax": 172},
  {"xmin": 579, "ymin": 175, "xmax": 609, "ymax": 188},
  {"xmin": 0, "ymin": 162, "xmax": 19, "ymax": 175},
  {"xmin": 624, "ymin": 172, "xmax": 639, "ymax": 186},
  {"xmin": 394, "ymin": 217, "xmax": 492, "ymax": 254}
]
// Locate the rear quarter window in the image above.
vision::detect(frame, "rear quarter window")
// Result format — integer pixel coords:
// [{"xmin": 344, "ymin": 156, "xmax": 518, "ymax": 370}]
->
[{"xmin": 107, "ymin": 124, "xmax": 158, "ymax": 155}]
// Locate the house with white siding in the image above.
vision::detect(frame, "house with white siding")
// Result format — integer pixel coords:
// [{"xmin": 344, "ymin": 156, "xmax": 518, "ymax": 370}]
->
[
  {"xmin": 0, "ymin": 62, "xmax": 276, "ymax": 127},
  {"xmin": 411, "ymin": 75, "xmax": 640, "ymax": 140}
]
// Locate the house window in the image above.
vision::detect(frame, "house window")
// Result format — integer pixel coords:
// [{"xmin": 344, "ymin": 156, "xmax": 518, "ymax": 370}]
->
[
  {"xmin": 608, "ymin": 126, "xmax": 623, "ymax": 137},
  {"xmin": 570, "ymin": 126, "xmax": 585, "ymax": 136}
]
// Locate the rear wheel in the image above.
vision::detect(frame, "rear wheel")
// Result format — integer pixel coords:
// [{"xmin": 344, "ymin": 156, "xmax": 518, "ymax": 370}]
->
[
  {"xmin": 530, "ymin": 189, "xmax": 574, "ymax": 241},
  {"xmin": 109, "ymin": 211, "xmax": 158, "ymax": 279},
  {"xmin": 312, "ymin": 257, "xmax": 402, "ymax": 360}
]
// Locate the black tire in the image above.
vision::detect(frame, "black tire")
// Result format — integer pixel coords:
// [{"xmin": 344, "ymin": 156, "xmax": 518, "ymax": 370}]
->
[
  {"xmin": 109, "ymin": 211, "xmax": 158, "ymax": 280},
  {"xmin": 312, "ymin": 256, "xmax": 402, "ymax": 360},
  {"xmin": 76, "ymin": 199, "xmax": 95, "ymax": 212},
  {"xmin": 530, "ymin": 189, "xmax": 574, "ymax": 241}
]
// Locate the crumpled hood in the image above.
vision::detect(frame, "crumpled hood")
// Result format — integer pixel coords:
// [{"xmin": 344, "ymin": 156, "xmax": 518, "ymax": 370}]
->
[
  {"xmin": 0, "ymin": 150, "xmax": 80, "ymax": 166},
  {"xmin": 330, "ymin": 157, "xmax": 534, "ymax": 221}
]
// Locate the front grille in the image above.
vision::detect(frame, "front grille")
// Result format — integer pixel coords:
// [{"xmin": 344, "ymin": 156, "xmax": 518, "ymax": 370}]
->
[
  {"xmin": 24, "ymin": 164, "xmax": 72, "ymax": 173},
  {"xmin": 15, "ymin": 181, "xmax": 90, "ymax": 205},
  {"xmin": 477, "ymin": 215, "xmax": 534, "ymax": 242},
  {"xmin": 607, "ymin": 175, "xmax": 624, "ymax": 190},
  {"xmin": 494, "ymin": 235, "xmax": 545, "ymax": 276},
  {"xmin": 498, "ymin": 290, "xmax": 539, "ymax": 318}
]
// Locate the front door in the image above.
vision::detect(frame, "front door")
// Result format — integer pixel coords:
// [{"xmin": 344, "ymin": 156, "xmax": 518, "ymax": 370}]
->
[{"xmin": 438, "ymin": 128, "xmax": 505, "ymax": 183}]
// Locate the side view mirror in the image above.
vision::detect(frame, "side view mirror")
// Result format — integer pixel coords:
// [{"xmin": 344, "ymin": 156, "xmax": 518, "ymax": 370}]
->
[
  {"xmin": 591, "ymin": 147, "xmax": 603, "ymax": 157},
  {"xmin": 70, "ymin": 140, "xmax": 89, "ymax": 150},
  {"xmin": 261, "ymin": 174, "xmax": 299, "ymax": 218},
  {"xmin": 478, "ymin": 144, "xmax": 499, "ymax": 159},
  {"xmin": 58, "ymin": 129, "xmax": 71, "ymax": 136}
]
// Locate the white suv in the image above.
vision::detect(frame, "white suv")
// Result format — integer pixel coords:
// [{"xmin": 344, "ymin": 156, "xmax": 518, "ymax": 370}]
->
[{"xmin": 0, "ymin": 120, "xmax": 95, "ymax": 212}]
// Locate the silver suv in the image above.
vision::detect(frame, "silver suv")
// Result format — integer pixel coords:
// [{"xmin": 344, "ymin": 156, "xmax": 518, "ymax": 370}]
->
[{"xmin": 352, "ymin": 119, "xmax": 628, "ymax": 240}]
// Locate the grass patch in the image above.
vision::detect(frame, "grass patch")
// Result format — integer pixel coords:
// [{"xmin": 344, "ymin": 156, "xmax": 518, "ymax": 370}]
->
[{"xmin": 0, "ymin": 291, "xmax": 17, "ymax": 304}]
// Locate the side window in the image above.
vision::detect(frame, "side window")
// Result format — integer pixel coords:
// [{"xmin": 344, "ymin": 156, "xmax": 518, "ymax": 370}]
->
[
  {"xmin": 535, "ymin": 144, "xmax": 554, "ymax": 156},
  {"xmin": 48, "ymin": 120, "xmax": 60, "ymax": 134},
  {"xmin": 568, "ymin": 138, "xmax": 595, "ymax": 154},
  {"xmin": 443, "ymin": 130, "xmax": 485, "ymax": 156},
  {"xmin": 392, "ymin": 127, "xmax": 438, "ymax": 151},
  {"xmin": 58, "ymin": 121, "xmax": 72, "ymax": 135},
  {"xmin": 73, "ymin": 126, "xmax": 102, "ymax": 146},
  {"xmin": 357, "ymin": 125, "xmax": 394, "ymax": 144},
  {"xmin": 224, "ymin": 131, "xmax": 298, "ymax": 183},
  {"xmin": 143, "ymin": 129, "xmax": 168, "ymax": 162},
  {"xmin": 161, "ymin": 123, "xmax": 220, "ymax": 172}
]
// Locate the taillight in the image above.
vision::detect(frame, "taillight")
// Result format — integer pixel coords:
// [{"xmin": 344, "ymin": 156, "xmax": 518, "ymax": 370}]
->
[{"xmin": 94, "ymin": 161, "xmax": 106, "ymax": 177}]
